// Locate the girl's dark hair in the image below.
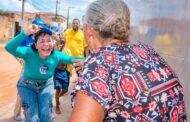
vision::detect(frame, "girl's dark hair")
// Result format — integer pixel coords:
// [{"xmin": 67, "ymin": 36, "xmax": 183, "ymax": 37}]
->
[
  {"xmin": 31, "ymin": 43, "xmax": 37, "ymax": 51},
  {"xmin": 31, "ymin": 31, "xmax": 54, "ymax": 54}
]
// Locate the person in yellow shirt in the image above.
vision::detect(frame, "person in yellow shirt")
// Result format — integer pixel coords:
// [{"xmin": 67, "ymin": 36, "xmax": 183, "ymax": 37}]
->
[{"xmin": 63, "ymin": 18, "xmax": 89, "ymax": 76}]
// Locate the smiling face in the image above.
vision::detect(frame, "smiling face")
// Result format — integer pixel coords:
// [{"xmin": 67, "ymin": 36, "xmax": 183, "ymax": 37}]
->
[
  {"xmin": 35, "ymin": 33, "xmax": 54, "ymax": 58},
  {"xmin": 72, "ymin": 19, "xmax": 80, "ymax": 31}
]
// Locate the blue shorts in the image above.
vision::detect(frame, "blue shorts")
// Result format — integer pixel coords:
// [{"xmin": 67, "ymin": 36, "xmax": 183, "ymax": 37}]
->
[{"xmin": 53, "ymin": 68, "xmax": 70, "ymax": 91}]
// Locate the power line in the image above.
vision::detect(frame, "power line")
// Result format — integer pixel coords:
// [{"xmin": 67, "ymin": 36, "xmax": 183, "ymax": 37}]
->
[{"xmin": 26, "ymin": 0, "xmax": 54, "ymax": 12}]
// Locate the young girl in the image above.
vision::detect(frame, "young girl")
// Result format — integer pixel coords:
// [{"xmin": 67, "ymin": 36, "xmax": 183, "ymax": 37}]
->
[
  {"xmin": 14, "ymin": 17, "xmax": 45, "ymax": 121},
  {"xmin": 5, "ymin": 24, "xmax": 83, "ymax": 122},
  {"xmin": 53, "ymin": 35, "xmax": 70, "ymax": 114}
]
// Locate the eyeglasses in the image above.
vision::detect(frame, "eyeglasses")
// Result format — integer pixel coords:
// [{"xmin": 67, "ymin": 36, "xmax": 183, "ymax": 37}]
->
[{"xmin": 37, "ymin": 38, "xmax": 53, "ymax": 44}]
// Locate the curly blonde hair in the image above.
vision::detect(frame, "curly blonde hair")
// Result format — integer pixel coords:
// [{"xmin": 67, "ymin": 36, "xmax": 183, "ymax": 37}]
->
[{"xmin": 85, "ymin": 0, "xmax": 130, "ymax": 40}]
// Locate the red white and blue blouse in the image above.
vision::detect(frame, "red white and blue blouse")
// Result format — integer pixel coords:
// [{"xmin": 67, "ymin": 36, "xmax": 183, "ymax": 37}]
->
[{"xmin": 71, "ymin": 42, "xmax": 186, "ymax": 122}]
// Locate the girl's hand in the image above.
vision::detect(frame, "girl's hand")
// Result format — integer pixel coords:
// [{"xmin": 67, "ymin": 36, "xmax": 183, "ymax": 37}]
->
[
  {"xmin": 72, "ymin": 59, "xmax": 84, "ymax": 72},
  {"xmin": 23, "ymin": 24, "xmax": 41, "ymax": 35}
]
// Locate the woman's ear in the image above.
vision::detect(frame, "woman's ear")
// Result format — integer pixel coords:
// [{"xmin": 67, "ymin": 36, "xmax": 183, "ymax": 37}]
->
[
  {"xmin": 84, "ymin": 25, "xmax": 93, "ymax": 39},
  {"xmin": 86, "ymin": 26, "xmax": 93, "ymax": 36}
]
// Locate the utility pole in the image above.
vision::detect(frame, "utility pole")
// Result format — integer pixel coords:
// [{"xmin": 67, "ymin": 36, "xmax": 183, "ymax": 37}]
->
[
  {"xmin": 67, "ymin": 6, "xmax": 74, "ymax": 29},
  {"xmin": 55, "ymin": 0, "xmax": 58, "ymax": 21},
  {"xmin": 21, "ymin": 0, "xmax": 25, "ymax": 20},
  {"xmin": 19, "ymin": 0, "xmax": 25, "ymax": 30}
]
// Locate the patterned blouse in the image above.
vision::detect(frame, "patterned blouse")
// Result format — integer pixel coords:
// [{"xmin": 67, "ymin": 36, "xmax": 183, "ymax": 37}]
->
[{"xmin": 71, "ymin": 42, "xmax": 186, "ymax": 122}]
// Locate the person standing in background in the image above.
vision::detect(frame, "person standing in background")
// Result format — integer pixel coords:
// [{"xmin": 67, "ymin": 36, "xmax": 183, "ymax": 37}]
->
[{"xmin": 63, "ymin": 18, "xmax": 89, "ymax": 78}]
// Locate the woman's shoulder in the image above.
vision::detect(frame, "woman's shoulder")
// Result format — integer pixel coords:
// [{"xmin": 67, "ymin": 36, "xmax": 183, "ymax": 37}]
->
[{"xmin": 90, "ymin": 41, "xmax": 158, "ymax": 61}]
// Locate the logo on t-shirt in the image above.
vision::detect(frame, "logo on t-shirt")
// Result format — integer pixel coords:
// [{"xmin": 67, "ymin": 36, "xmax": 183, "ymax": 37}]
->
[{"xmin": 40, "ymin": 64, "xmax": 49, "ymax": 74}]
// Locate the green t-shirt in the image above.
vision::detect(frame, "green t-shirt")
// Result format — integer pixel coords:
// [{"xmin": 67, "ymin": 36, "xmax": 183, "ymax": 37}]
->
[{"xmin": 5, "ymin": 32, "xmax": 84, "ymax": 82}]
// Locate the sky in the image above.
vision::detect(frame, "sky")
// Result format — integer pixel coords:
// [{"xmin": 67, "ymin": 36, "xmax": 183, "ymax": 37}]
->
[
  {"xmin": 0, "ymin": 0, "xmax": 190, "ymax": 25},
  {"xmin": 0, "ymin": 0, "xmax": 95, "ymax": 23}
]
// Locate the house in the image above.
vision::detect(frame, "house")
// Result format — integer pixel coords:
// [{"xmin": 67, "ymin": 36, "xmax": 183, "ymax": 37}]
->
[{"xmin": 0, "ymin": 11, "xmax": 66, "ymax": 43}]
